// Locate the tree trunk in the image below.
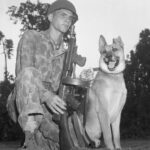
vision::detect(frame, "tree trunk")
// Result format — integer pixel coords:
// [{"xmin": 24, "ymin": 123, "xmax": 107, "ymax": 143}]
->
[{"xmin": 3, "ymin": 42, "xmax": 8, "ymax": 81}]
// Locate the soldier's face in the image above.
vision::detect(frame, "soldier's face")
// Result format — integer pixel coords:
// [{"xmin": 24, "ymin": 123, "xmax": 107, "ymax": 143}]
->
[{"xmin": 49, "ymin": 9, "xmax": 74, "ymax": 33}]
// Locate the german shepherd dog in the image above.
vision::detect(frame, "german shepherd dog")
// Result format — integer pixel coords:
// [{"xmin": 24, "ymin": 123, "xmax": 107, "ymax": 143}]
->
[{"xmin": 84, "ymin": 35, "xmax": 127, "ymax": 150}]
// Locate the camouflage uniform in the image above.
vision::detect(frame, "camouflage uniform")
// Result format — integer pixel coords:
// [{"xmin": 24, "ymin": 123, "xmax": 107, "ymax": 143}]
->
[{"xmin": 12, "ymin": 29, "xmax": 68, "ymax": 150}]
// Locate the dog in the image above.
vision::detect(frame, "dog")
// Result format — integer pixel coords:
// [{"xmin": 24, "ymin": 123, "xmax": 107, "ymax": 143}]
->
[{"xmin": 84, "ymin": 35, "xmax": 127, "ymax": 150}]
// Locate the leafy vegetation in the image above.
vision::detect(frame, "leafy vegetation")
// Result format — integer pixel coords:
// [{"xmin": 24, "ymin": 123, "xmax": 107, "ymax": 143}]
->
[
  {"xmin": 7, "ymin": 1, "xmax": 50, "ymax": 33},
  {"xmin": 0, "ymin": 31, "xmax": 14, "ymax": 81},
  {"xmin": 121, "ymin": 29, "xmax": 150, "ymax": 139}
]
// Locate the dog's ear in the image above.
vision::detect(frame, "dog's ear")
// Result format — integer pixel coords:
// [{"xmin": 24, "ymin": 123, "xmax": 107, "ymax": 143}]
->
[
  {"xmin": 99, "ymin": 35, "xmax": 107, "ymax": 53},
  {"xmin": 113, "ymin": 36, "xmax": 124, "ymax": 49}
]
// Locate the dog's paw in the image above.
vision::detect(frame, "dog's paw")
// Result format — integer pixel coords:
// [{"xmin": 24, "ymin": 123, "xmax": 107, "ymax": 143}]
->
[
  {"xmin": 89, "ymin": 139, "xmax": 101, "ymax": 148},
  {"xmin": 94, "ymin": 139, "xmax": 101, "ymax": 147}
]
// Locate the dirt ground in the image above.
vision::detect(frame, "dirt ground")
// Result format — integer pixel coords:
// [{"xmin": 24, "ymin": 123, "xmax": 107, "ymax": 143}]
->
[
  {"xmin": 122, "ymin": 139, "xmax": 150, "ymax": 150},
  {"xmin": 0, "ymin": 141, "xmax": 20, "ymax": 150},
  {"xmin": 0, "ymin": 139, "xmax": 150, "ymax": 150}
]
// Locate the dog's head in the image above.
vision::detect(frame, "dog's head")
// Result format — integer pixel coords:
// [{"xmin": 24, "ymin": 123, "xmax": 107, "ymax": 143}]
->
[{"xmin": 99, "ymin": 35, "xmax": 125, "ymax": 74}]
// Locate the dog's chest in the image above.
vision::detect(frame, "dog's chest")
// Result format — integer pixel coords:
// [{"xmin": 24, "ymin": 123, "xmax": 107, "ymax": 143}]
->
[
  {"xmin": 91, "ymin": 71, "xmax": 126, "ymax": 119},
  {"xmin": 92, "ymin": 72, "xmax": 126, "ymax": 101},
  {"xmin": 92, "ymin": 71, "xmax": 126, "ymax": 91}
]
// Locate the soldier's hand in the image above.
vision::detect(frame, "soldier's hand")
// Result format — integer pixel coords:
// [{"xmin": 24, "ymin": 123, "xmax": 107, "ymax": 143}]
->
[
  {"xmin": 47, "ymin": 95, "xmax": 66, "ymax": 115},
  {"xmin": 80, "ymin": 68, "xmax": 95, "ymax": 81}
]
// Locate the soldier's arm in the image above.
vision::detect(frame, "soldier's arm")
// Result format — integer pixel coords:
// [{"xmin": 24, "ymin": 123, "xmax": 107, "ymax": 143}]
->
[
  {"xmin": 15, "ymin": 30, "xmax": 66, "ymax": 115},
  {"xmin": 15, "ymin": 30, "xmax": 36, "ymax": 76}
]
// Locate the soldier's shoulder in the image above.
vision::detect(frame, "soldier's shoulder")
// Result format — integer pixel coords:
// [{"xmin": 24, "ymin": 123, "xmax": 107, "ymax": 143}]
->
[{"xmin": 22, "ymin": 30, "xmax": 40, "ymax": 39}]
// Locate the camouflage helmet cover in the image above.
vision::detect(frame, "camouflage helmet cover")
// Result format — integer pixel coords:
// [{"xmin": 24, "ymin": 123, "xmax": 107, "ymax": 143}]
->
[{"xmin": 47, "ymin": 0, "xmax": 78, "ymax": 23}]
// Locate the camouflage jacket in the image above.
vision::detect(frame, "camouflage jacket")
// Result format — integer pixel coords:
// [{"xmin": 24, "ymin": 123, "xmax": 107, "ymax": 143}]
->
[
  {"xmin": 16, "ymin": 29, "xmax": 68, "ymax": 92},
  {"xmin": 7, "ymin": 29, "xmax": 68, "ymax": 122}
]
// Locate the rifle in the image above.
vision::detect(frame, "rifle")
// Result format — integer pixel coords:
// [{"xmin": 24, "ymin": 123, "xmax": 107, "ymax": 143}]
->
[{"xmin": 57, "ymin": 25, "xmax": 89, "ymax": 150}]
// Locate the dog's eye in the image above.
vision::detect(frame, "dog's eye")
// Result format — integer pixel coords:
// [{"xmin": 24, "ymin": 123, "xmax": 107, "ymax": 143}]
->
[{"xmin": 112, "ymin": 48, "xmax": 118, "ymax": 52}]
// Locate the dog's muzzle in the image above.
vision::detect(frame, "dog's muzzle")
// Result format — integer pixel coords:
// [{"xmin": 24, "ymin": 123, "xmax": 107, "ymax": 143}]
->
[{"xmin": 104, "ymin": 55, "xmax": 119, "ymax": 71}]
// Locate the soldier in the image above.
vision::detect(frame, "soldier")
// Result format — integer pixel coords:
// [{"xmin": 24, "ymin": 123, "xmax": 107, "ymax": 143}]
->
[{"xmin": 7, "ymin": 0, "xmax": 78, "ymax": 149}]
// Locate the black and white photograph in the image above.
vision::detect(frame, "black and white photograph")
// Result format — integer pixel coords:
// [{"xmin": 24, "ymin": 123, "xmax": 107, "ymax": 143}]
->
[{"xmin": 0, "ymin": 0, "xmax": 150, "ymax": 149}]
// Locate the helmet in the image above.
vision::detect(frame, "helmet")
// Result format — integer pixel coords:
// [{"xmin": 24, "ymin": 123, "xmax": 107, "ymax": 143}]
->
[{"xmin": 47, "ymin": 0, "xmax": 78, "ymax": 24}]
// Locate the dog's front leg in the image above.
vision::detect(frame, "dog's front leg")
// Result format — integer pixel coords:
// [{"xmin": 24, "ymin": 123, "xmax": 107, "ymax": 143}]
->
[
  {"xmin": 111, "ymin": 91, "xmax": 127, "ymax": 150},
  {"xmin": 111, "ymin": 113, "xmax": 121, "ymax": 149},
  {"xmin": 85, "ymin": 109, "xmax": 101, "ymax": 147},
  {"xmin": 98, "ymin": 110, "xmax": 114, "ymax": 150}
]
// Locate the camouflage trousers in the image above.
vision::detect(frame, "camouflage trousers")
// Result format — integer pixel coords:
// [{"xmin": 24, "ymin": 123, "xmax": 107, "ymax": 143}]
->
[{"xmin": 15, "ymin": 67, "xmax": 59, "ymax": 150}]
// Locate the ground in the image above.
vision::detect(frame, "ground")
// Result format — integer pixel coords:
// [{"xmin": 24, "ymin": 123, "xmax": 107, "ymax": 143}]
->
[
  {"xmin": 122, "ymin": 139, "xmax": 150, "ymax": 150},
  {"xmin": 0, "ymin": 141, "xmax": 20, "ymax": 150},
  {"xmin": 0, "ymin": 139, "xmax": 150, "ymax": 150}
]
